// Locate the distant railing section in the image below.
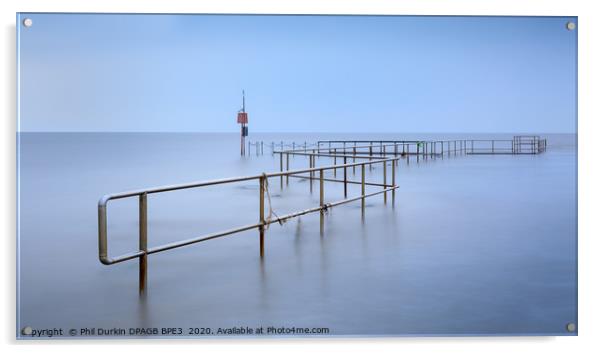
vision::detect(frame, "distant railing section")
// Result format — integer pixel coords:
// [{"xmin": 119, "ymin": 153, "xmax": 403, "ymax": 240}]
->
[
  {"xmin": 247, "ymin": 141, "xmax": 320, "ymax": 156},
  {"xmin": 466, "ymin": 136, "xmax": 547, "ymax": 155},
  {"xmin": 248, "ymin": 136, "xmax": 547, "ymax": 157}
]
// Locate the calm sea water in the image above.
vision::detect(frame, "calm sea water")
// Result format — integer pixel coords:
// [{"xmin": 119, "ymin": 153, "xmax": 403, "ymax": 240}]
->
[{"xmin": 17, "ymin": 132, "xmax": 577, "ymax": 337}]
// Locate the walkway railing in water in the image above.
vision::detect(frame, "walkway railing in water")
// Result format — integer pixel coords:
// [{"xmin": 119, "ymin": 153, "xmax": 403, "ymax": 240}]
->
[
  {"xmin": 465, "ymin": 136, "xmax": 547, "ymax": 155},
  {"xmin": 259, "ymin": 136, "xmax": 546, "ymax": 157},
  {"xmin": 98, "ymin": 156, "xmax": 399, "ymax": 293}
]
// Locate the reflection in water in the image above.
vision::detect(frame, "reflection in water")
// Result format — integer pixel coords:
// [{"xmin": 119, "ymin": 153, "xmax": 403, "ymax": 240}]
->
[
  {"xmin": 293, "ymin": 218, "xmax": 304, "ymax": 275},
  {"xmin": 137, "ymin": 291, "xmax": 151, "ymax": 329}
]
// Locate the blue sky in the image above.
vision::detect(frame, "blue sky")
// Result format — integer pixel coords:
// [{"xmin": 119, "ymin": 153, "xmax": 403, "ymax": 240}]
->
[{"xmin": 18, "ymin": 14, "xmax": 577, "ymax": 133}]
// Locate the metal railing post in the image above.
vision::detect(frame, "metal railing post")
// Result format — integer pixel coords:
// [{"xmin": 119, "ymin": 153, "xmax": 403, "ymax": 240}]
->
[
  {"xmin": 369, "ymin": 143, "xmax": 373, "ymax": 170},
  {"xmin": 392, "ymin": 158, "xmax": 396, "ymax": 205},
  {"xmin": 259, "ymin": 176, "xmax": 265, "ymax": 257},
  {"xmin": 383, "ymin": 160, "xmax": 387, "ymax": 204},
  {"xmin": 417, "ymin": 143, "xmax": 420, "ymax": 163},
  {"xmin": 343, "ymin": 156, "xmax": 348, "ymax": 198},
  {"xmin": 139, "ymin": 193, "xmax": 148, "ymax": 294},
  {"xmin": 361, "ymin": 164, "xmax": 366, "ymax": 212},
  {"xmin": 286, "ymin": 153, "xmax": 289, "ymax": 186},
  {"xmin": 280, "ymin": 153, "xmax": 283, "ymax": 189},
  {"xmin": 353, "ymin": 146, "xmax": 357, "ymax": 174},
  {"xmin": 320, "ymin": 169, "xmax": 324, "ymax": 235},
  {"xmin": 309, "ymin": 154, "xmax": 313, "ymax": 193},
  {"xmin": 334, "ymin": 150, "xmax": 337, "ymax": 177}
]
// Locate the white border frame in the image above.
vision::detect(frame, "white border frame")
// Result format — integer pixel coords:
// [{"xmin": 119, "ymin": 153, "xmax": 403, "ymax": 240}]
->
[{"xmin": 2, "ymin": 1, "xmax": 599, "ymax": 352}]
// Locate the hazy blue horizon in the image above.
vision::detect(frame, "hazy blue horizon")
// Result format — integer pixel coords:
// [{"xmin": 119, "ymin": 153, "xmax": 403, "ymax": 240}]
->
[{"xmin": 18, "ymin": 14, "xmax": 577, "ymax": 133}]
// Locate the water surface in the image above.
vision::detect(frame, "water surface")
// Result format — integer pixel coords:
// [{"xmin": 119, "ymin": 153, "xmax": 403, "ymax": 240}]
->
[{"xmin": 17, "ymin": 132, "xmax": 577, "ymax": 337}]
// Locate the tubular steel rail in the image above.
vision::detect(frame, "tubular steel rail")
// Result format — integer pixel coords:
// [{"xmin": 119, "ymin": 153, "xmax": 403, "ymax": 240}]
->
[{"xmin": 99, "ymin": 156, "xmax": 399, "ymax": 293}]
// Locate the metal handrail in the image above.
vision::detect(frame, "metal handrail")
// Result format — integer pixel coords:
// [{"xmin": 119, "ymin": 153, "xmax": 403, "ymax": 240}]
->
[{"xmin": 99, "ymin": 156, "xmax": 399, "ymax": 293}]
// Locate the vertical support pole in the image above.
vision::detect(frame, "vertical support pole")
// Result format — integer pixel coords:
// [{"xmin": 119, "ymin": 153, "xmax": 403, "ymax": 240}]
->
[
  {"xmin": 492, "ymin": 140, "xmax": 494, "ymax": 154},
  {"xmin": 309, "ymin": 154, "xmax": 313, "ymax": 193},
  {"xmin": 279, "ymin": 153, "xmax": 283, "ymax": 189},
  {"xmin": 259, "ymin": 176, "xmax": 265, "ymax": 258},
  {"xmin": 417, "ymin": 143, "xmax": 420, "ymax": 163},
  {"xmin": 286, "ymin": 153, "xmax": 289, "ymax": 186},
  {"xmin": 471, "ymin": 140, "xmax": 474, "ymax": 154},
  {"xmin": 312, "ymin": 154, "xmax": 315, "ymax": 192},
  {"xmin": 361, "ymin": 164, "xmax": 366, "ymax": 213},
  {"xmin": 383, "ymin": 160, "xmax": 387, "ymax": 204},
  {"xmin": 448, "ymin": 141, "xmax": 450, "ymax": 157},
  {"xmin": 334, "ymin": 152, "xmax": 337, "ymax": 177},
  {"xmin": 312, "ymin": 149, "xmax": 316, "ymax": 179},
  {"xmin": 248, "ymin": 141, "xmax": 251, "ymax": 156},
  {"xmin": 532, "ymin": 139, "xmax": 535, "ymax": 154},
  {"xmin": 391, "ymin": 158, "xmax": 396, "ymax": 205},
  {"xmin": 261, "ymin": 141, "xmax": 264, "ymax": 155},
  {"xmin": 343, "ymin": 156, "xmax": 348, "ymax": 198},
  {"xmin": 320, "ymin": 169, "xmax": 324, "ymax": 235},
  {"xmin": 139, "ymin": 193, "xmax": 148, "ymax": 294},
  {"xmin": 353, "ymin": 146, "xmax": 357, "ymax": 174},
  {"xmin": 369, "ymin": 142, "xmax": 372, "ymax": 170},
  {"xmin": 394, "ymin": 144, "xmax": 398, "ymax": 166}
]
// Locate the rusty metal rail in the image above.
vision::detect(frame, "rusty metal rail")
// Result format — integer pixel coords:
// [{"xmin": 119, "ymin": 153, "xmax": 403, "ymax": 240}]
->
[{"xmin": 99, "ymin": 156, "xmax": 399, "ymax": 293}]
